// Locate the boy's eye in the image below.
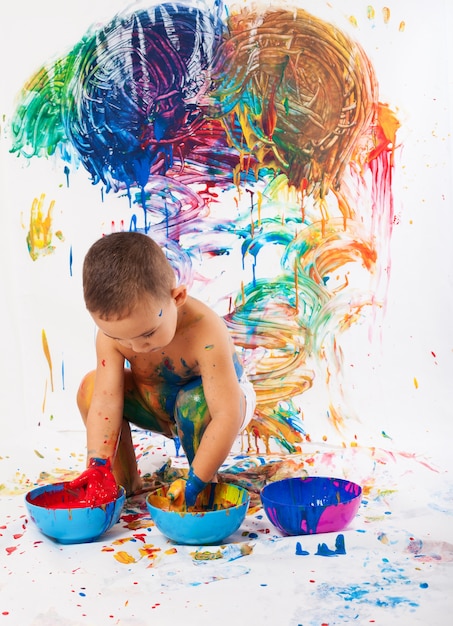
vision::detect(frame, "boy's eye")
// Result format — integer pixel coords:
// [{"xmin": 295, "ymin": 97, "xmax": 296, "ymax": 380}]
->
[{"xmin": 144, "ymin": 332, "xmax": 155, "ymax": 338}]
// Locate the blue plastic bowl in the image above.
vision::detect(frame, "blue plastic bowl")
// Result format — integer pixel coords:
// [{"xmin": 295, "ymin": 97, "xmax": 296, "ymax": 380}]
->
[
  {"xmin": 25, "ymin": 483, "xmax": 126, "ymax": 544},
  {"xmin": 260, "ymin": 476, "xmax": 362, "ymax": 535},
  {"xmin": 146, "ymin": 482, "xmax": 250, "ymax": 545}
]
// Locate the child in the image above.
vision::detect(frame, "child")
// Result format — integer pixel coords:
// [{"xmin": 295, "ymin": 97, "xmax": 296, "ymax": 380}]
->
[{"xmin": 71, "ymin": 231, "xmax": 256, "ymax": 506}]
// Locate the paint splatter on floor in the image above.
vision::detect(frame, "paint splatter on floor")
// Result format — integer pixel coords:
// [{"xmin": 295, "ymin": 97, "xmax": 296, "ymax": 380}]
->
[{"xmin": 1, "ymin": 430, "xmax": 451, "ymax": 624}]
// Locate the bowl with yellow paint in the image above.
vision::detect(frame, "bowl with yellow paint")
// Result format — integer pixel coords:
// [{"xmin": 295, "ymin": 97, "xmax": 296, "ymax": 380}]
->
[
  {"xmin": 146, "ymin": 482, "xmax": 250, "ymax": 545},
  {"xmin": 25, "ymin": 483, "xmax": 126, "ymax": 544},
  {"xmin": 260, "ymin": 476, "xmax": 362, "ymax": 535}
]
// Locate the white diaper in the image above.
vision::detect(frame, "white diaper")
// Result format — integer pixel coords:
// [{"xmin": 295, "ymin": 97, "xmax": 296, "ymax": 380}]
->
[{"xmin": 238, "ymin": 372, "xmax": 257, "ymax": 431}]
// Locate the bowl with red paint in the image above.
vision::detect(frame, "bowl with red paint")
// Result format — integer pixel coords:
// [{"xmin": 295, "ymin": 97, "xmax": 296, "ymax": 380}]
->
[
  {"xmin": 146, "ymin": 482, "xmax": 250, "ymax": 545},
  {"xmin": 260, "ymin": 476, "xmax": 362, "ymax": 536},
  {"xmin": 25, "ymin": 483, "xmax": 126, "ymax": 544}
]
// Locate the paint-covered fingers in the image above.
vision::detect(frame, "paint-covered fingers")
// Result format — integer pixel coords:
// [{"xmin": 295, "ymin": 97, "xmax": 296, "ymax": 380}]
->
[
  {"xmin": 167, "ymin": 469, "xmax": 208, "ymax": 509},
  {"xmin": 67, "ymin": 458, "xmax": 119, "ymax": 507},
  {"xmin": 184, "ymin": 468, "xmax": 208, "ymax": 507},
  {"xmin": 167, "ymin": 478, "xmax": 187, "ymax": 509}
]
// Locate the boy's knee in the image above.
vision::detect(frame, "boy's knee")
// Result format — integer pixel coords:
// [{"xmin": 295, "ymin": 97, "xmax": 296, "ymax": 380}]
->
[
  {"xmin": 77, "ymin": 370, "xmax": 96, "ymax": 419},
  {"xmin": 174, "ymin": 379, "xmax": 207, "ymax": 420}
]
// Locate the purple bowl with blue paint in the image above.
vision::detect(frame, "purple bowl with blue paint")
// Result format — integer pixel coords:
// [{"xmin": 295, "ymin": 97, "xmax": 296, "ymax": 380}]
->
[
  {"xmin": 260, "ymin": 476, "xmax": 362, "ymax": 535},
  {"xmin": 25, "ymin": 483, "xmax": 126, "ymax": 544}
]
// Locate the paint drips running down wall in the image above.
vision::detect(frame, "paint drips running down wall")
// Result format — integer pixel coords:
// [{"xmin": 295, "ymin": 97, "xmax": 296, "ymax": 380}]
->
[{"xmin": 9, "ymin": 1, "xmax": 399, "ymax": 452}]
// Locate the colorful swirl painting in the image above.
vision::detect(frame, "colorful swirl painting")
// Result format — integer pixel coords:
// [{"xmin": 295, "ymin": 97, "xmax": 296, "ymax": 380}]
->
[{"xmin": 10, "ymin": 1, "xmax": 400, "ymax": 452}]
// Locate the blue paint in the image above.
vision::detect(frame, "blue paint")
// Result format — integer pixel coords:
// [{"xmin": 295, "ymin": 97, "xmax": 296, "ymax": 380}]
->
[
  {"xmin": 173, "ymin": 436, "xmax": 181, "ymax": 457},
  {"xmin": 316, "ymin": 542, "xmax": 338, "ymax": 557},
  {"xmin": 420, "ymin": 582, "xmax": 429, "ymax": 589},
  {"xmin": 260, "ymin": 477, "xmax": 361, "ymax": 535},
  {"xmin": 335, "ymin": 534, "xmax": 346, "ymax": 554},
  {"xmin": 316, "ymin": 534, "xmax": 346, "ymax": 556},
  {"xmin": 295, "ymin": 541, "xmax": 309, "ymax": 556},
  {"xmin": 69, "ymin": 245, "xmax": 73, "ymax": 276}
]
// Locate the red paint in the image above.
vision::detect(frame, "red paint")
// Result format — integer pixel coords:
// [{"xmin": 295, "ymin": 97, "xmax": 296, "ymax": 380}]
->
[
  {"xmin": 30, "ymin": 481, "xmax": 119, "ymax": 509},
  {"xmin": 6, "ymin": 547, "xmax": 17, "ymax": 555},
  {"xmin": 102, "ymin": 359, "xmax": 106, "ymax": 367}
]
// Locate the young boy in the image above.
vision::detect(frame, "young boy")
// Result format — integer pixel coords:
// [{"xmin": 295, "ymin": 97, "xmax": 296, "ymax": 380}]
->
[{"xmin": 71, "ymin": 231, "xmax": 256, "ymax": 506}]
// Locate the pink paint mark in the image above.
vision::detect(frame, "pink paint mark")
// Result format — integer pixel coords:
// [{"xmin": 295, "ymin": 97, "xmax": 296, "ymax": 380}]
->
[{"xmin": 6, "ymin": 546, "xmax": 17, "ymax": 555}]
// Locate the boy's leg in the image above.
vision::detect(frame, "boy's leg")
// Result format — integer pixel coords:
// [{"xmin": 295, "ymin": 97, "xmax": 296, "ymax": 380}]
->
[
  {"xmin": 77, "ymin": 370, "xmax": 143, "ymax": 495},
  {"xmin": 173, "ymin": 378, "xmax": 210, "ymax": 465}
]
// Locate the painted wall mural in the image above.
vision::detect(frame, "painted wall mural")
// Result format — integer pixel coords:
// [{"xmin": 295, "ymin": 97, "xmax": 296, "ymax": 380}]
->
[{"xmin": 8, "ymin": 0, "xmax": 400, "ymax": 452}]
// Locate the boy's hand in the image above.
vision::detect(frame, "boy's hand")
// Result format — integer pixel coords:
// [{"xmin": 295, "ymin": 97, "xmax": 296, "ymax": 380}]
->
[
  {"xmin": 167, "ymin": 468, "xmax": 208, "ymax": 508},
  {"xmin": 68, "ymin": 458, "xmax": 118, "ymax": 506}
]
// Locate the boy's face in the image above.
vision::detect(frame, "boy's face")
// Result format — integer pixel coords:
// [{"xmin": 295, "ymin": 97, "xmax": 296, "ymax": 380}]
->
[{"xmin": 91, "ymin": 288, "xmax": 186, "ymax": 354}]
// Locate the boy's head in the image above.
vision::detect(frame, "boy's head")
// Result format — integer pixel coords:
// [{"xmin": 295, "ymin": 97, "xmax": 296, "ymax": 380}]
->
[{"xmin": 83, "ymin": 232, "xmax": 176, "ymax": 319}]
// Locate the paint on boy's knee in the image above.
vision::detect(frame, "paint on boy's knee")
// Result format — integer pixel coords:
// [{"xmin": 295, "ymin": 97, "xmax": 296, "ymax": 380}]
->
[
  {"xmin": 174, "ymin": 382, "xmax": 210, "ymax": 463},
  {"xmin": 123, "ymin": 392, "xmax": 174, "ymax": 436}
]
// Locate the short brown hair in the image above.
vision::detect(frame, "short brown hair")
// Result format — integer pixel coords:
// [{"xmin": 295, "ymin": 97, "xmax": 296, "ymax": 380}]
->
[{"xmin": 83, "ymin": 232, "xmax": 175, "ymax": 318}]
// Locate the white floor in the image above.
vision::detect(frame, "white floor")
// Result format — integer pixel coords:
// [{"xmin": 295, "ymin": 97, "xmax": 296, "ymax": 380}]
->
[{"xmin": 1, "ymin": 427, "xmax": 452, "ymax": 626}]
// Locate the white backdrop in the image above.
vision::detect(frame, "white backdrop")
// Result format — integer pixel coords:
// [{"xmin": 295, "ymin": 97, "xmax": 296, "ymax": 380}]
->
[{"xmin": 1, "ymin": 0, "xmax": 452, "ymax": 462}]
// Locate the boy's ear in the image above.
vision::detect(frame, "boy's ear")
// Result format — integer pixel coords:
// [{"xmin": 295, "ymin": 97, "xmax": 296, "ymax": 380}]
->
[{"xmin": 171, "ymin": 285, "xmax": 187, "ymax": 307}]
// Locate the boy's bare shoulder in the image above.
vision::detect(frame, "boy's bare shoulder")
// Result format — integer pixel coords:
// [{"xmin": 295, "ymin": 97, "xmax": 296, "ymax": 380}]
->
[{"xmin": 177, "ymin": 296, "xmax": 230, "ymax": 342}]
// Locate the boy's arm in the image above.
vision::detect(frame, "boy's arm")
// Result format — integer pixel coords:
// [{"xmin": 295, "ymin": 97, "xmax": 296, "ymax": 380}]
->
[
  {"xmin": 85, "ymin": 331, "xmax": 126, "ymax": 463},
  {"xmin": 189, "ymin": 317, "xmax": 246, "ymax": 483},
  {"xmin": 66, "ymin": 332, "xmax": 125, "ymax": 503}
]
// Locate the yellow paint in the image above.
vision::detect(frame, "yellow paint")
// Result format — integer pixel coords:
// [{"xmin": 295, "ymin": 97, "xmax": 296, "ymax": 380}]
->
[
  {"xmin": 382, "ymin": 7, "xmax": 391, "ymax": 23},
  {"xmin": 26, "ymin": 193, "xmax": 57, "ymax": 261},
  {"xmin": 414, "ymin": 377, "xmax": 419, "ymax": 389},
  {"xmin": 191, "ymin": 549, "xmax": 223, "ymax": 561},
  {"xmin": 41, "ymin": 378, "xmax": 47, "ymax": 413},
  {"xmin": 114, "ymin": 551, "xmax": 136, "ymax": 564},
  {"xmin": 399, "ymin": 21, "xmax": 406, "ymax": 32},
  {"xmin": 112, "ymin": 537, "xmax": 133, "ymax": 545},
  {"xmin": 348, "ymin": 15, "xmax": 358, "ymax": 28},
  {"xmin": 41, "ymin": 329, "xmax": 54, "ymax": 392},
  {"xmin": 257, "ymin": 191, "xmax": 262, "ymax": 225},
  {"xmin": 138, "ymin": 544, "xmax": 161, "ymax": 559},
  {"xmin": 378, "ymin": 103, "xmax": 401, "ymax": 148},
  {"xmin": 367, "ymin": 5, "xmax": 375, "ymax": 20}
]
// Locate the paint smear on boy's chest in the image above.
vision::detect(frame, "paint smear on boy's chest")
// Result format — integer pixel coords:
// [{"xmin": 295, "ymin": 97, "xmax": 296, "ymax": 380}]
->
[{"xmin": 127, "ymin": 354, "xmax": 199, "ymax": 386}]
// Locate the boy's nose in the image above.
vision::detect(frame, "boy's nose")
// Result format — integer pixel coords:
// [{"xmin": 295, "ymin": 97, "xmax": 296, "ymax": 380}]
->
[{"xmin": 130, "ymin": 339, "xmax": 150, "ymax": 353}]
